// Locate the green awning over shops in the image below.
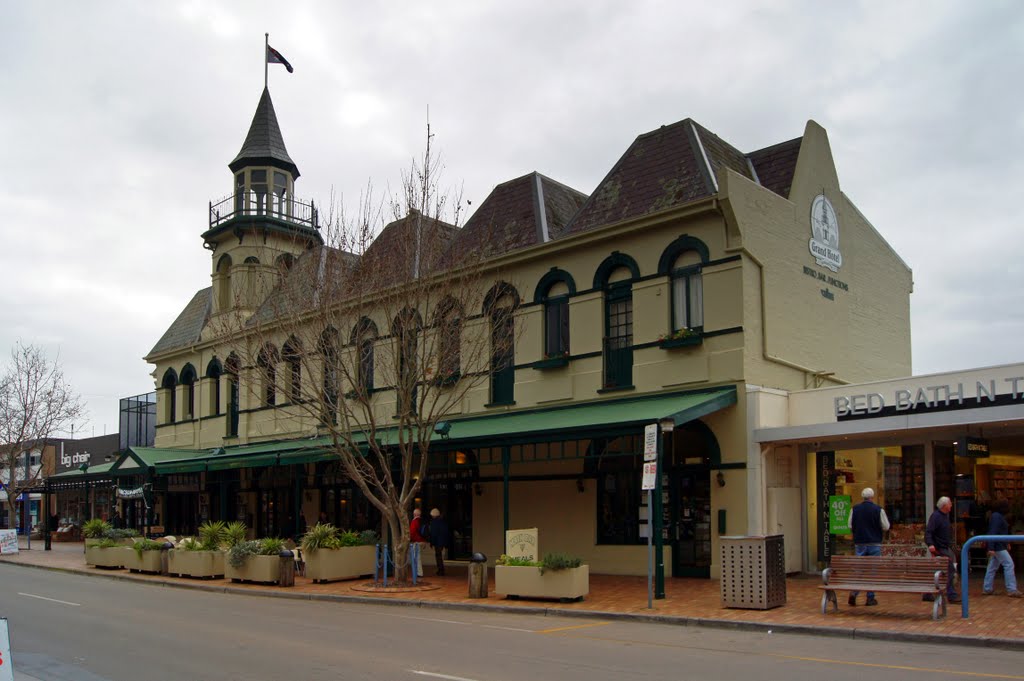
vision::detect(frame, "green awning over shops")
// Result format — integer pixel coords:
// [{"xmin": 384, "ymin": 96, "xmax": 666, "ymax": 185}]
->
[
  {"xmin": 205, "ymin": 452, "xmax": 280, "ymax": 471},
  {"xmin": 48, "ymin": 461, "xmax": 116, "ymax": 479}
]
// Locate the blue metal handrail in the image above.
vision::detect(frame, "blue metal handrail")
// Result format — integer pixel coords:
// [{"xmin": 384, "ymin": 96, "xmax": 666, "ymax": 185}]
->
[{"xmin": 959, "ymin": 535, "xmax": 1024, "ymax": 618}]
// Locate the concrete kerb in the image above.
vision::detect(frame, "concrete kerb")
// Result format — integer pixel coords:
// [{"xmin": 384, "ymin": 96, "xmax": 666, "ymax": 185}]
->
[{"xmin": 3, "ymin": 559, "xmax": 1019, "ymax": 651}]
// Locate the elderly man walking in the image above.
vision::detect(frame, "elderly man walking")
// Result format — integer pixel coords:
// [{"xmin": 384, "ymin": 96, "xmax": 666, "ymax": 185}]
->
[
  {"xmin": 925, "ymin": 496, "xmax": 960, "ymax": 604},
  {"xmin": 848, "ymin": 487, "xmax": 890, "ymax": 606}
]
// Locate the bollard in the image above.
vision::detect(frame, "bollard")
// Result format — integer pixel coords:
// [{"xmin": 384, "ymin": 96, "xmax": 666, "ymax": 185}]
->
[
  {"xmin": 160, "ymin": 541, "xmax": 173, "ymax": 576},
  {"xmin": 278, "ymin": 549, "xmax": 295, "ymax": 587},
  {"xmin": 468, "ymin": 552, "xmax": 488, "ymax": 598}
]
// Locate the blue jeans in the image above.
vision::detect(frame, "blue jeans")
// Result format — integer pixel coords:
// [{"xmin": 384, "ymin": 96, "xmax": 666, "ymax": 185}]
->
[
  {"xmin": 983, "ymin": 550, "xmax": 1018, "ymax": 594},
  {"xmin": 851, "ymin": 544, "xmax": 882, "ymax": 600}
]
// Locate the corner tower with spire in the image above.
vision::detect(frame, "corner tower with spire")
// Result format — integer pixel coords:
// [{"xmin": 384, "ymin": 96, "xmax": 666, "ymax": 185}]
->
[{"xmin": 202, "ymin": 87, "xmax": 322, "ymax": 319}]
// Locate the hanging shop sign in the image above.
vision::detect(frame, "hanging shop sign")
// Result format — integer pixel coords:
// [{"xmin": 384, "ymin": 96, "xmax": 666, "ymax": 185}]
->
[
  {"xmin": 835, "ymin": 377, "xmax": 1024, "ymax": 420},
  {"xmin": 957, "ymin": 437, "xmax": 990, "ymax": 458},
  {"xmin": 116, "ymin": 486, "xmax": 146, "ymax": 499}
]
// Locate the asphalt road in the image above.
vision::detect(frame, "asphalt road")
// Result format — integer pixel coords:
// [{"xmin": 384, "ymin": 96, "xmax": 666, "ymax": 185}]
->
[{"xmin": 1, "ymin": 563, "xmax": 1022, "ymax": 681}]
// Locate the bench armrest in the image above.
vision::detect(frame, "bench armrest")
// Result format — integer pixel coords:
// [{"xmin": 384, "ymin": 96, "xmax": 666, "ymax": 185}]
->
[
  {"xmin": 933, "ymin": 570, "xmax": 943, "ymax": 590},
  {"xmin": 822, "ymin": 567, "xmax": 832, "ymax": 585}
]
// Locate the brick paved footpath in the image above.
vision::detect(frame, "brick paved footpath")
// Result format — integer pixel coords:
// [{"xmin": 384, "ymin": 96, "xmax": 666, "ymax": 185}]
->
[{"xmin": 4, "ymin": 540, "xmax": 1022, "ymax": 648}]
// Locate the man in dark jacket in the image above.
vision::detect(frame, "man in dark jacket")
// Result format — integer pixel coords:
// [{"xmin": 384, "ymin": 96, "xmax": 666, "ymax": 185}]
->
[
  {"xmin": 849, "ymin": 487, "xmax": 890, "ymax": 606},
  {"xmin": 925, "ymin": 496, "xmax": 959, "ymax": 603},
  {"xmin": 428, "ymin": 508, "xmax": 450, "ymax": 576},
  {"xmin": 982, "ymin": 499, "xmax": 1021, "ymax": 597}
]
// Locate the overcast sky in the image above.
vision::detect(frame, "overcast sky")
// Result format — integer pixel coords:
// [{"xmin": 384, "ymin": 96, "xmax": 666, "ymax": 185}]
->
[{"xmin": 1, "ymin": 1, "xmax": 1021, "ymax": 436}]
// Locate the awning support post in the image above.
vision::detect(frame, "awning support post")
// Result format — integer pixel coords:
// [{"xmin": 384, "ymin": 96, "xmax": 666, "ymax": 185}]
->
[{"xmin": 502, "ymin": 446, "xmax": 511, "ymax": 536}]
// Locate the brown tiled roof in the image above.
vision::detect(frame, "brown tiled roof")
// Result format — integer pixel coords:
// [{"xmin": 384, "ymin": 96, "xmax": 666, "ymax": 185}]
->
[
  {"xmin": 249, "ymin": 245, "xmax": 358, "ymax": 326},
  {"xmin": 452, "ymin": 172, "xmax": 588, "ymax": 257},
  {"xmin": 748, "ymin": 137, "xmax": 802, "ymax": 199},
  {"xmin": 361, "ymin": 211, "xmax": 459, "ymax": 286},
  {"xmin": 692, "ymin": 122, "xmax": 756, "ymax": 185},
  {"xmin": 147, "ymin": 288, "xmax": 212, "ymax": 358},
  {"xmin": 563, "ymin": 119, "xmax": 714, "ymax": 236}
]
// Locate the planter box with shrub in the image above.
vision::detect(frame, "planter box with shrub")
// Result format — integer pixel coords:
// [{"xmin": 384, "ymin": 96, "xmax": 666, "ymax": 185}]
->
[{"xmin": 304, "ymin": 545, "xmax": 376, "ymax": 583}]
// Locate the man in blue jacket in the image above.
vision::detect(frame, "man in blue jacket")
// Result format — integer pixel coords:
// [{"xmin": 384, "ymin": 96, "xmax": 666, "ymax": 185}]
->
[
  {"xmin": 925, "ymin": 496, "xmax": 960, "ymax": 603},
  {"xmin": 848, "ymin": 487, "xmax": 890, "ymax": 606},
  {"xmin": 982, "ymin": 499, "xmax": 1021, "ymax": 597}
]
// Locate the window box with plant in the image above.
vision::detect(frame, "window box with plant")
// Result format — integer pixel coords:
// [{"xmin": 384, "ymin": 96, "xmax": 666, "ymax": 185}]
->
[
  {"xmin": 533, "ymin": 351, "xmax": 569, "ymax": 370},
  {"xmin": 225, "ymin": 536, "xmax": 291, "ymax": 585},
  {"xmin": 124, "ymin": 538, "xmax": 166, "ymax": 574},
  {"xmin": 658, "ymin": 327, "xmax": 703, "ymax": 349},
  {"xmin": 494, "ymin": 552, "xmax": 589, "ymax": 601},
  {"xmin": 301, "ymin": 524, "xmax": 379, "ymax": 583},
  {"xmin": 167, "ymin": 520, "xmax": 244, "ymax": 579}
]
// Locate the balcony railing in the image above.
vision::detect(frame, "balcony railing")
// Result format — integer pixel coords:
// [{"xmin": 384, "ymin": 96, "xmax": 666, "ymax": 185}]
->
[{"xmin": 209, "ymin": 193, "xmax": 319, "ymax": 231}]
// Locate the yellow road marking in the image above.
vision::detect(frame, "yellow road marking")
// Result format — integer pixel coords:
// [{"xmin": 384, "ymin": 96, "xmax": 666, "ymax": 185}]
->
[
  {"xmin": 535, "ymin": 621, "xmax": 612, "ymax": 634},
  {"xmin": 768, "ymin": 654, "xmax": 1024, "ymax": 680}
]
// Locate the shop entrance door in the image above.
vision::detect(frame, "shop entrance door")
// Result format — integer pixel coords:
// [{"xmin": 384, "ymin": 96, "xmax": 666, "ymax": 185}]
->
[{"xmin": 670, "ymin": 467, "xmax": 712, "ymax": 577}]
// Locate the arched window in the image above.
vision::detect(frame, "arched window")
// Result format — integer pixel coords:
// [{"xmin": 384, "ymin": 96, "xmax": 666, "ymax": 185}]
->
[
  {"xmin": 225, "ymin": 353, "xmax": 240, "ymax": 437},
  {"xmin": 595, "ymin": 253, "xmax": 640, "ymax": 391},
  {"xmin": 257, "ymin": 344, "xmax": 279, "ymax": 407},
  {"xmin": 161, "ymin": 368, "xmax": 178, "ymax": 425},
  {"xmin": 658, "ymin": 236, "xmax": 708, "ymax": 338},
  {"xmin": 534, "ymin": 269, "xmax": 576, "ymax": 360},
  {"xmin": 484, "ymin": 282, "xmax": 520, "ymax": 405},
  {"xmin": 216, "ymin": 255, "xmax": 232, "ymax": 312},
  {"xmin": 180, "ymin": 364, "xmax": 197, "ymax": 420},
  {"xmin": 351, "ymin": 318, "xmax": 377, "ymax": 397},
  {"xmin": 393, "ymin": 309, "xmax": 422, "ymax": 416},
  {"xmin": 275, "ymin": 253, "xmax": 295, "ymax": 274},
  {"xmin": 319, "ymin": 327, "xmax": 339, "ymax": 425},
  {"xmin": 283, "ymin": 337, "xmax": 302, "ymax": 403},
  {"xmin": 434, "ymin": 298, "xmax": 462, "ymax": 383},
  {"xmin": 206, "ymin": 358, "xmax": 223, "ymax": 417}
]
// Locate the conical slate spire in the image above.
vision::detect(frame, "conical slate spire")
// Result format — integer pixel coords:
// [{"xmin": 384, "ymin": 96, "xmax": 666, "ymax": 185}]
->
[{"xmin": 229, "ymin": 87, "xmax": 299, "ymax": 178}]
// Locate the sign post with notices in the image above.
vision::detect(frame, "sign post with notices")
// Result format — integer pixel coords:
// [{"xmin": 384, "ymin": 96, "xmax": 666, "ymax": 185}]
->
[
  {"xmin": 642, "ymin": 423, "xmax": 659, "ymax": 609},
  {"xmin": 0, "ymin": 618, "xmax": 13, "ymax": 681}
]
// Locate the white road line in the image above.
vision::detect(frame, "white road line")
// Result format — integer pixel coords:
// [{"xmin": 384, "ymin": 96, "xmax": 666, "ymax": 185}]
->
[
  {"xmin": 17, "ymin": 592, "xmax": 81, "ymax": 607},
  {"xmin": 409, "ymin": 671, "xmax": 485, "ymax": 681}
]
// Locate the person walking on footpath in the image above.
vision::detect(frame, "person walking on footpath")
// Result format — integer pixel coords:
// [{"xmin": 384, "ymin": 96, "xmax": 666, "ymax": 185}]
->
[
  {"xmin": 925, "ymin": 496, "xmax": 960, "ymax": 603},
  {"xmin": 429, "ymin": 508, "xmax": 450, "ymax": 577},
  {"xmin": 409, "ymin": 508, "xmax": 426, "ymax": 578},
  {"xmin": 848, "ymin": 487, "xmax": 890, "ymax": 606},
  {"xmin": 983, "ymin": 499, "xmax": 1022, "ymax": 597}
]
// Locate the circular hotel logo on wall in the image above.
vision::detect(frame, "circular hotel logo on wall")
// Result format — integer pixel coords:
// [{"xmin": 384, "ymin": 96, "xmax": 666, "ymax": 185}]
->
[{"xmin": 809, "ymin": 193, "xmax": 842, "ymax": 272}]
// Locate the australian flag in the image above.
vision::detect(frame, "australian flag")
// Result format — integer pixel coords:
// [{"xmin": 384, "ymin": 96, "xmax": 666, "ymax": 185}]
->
[{"xmin": 267, "ymin": 45, "xmax": 294, "ymax": 73}]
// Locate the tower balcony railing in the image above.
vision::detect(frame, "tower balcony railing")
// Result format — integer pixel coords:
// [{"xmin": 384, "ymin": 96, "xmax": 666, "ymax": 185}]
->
[{"xmin": 209, "ymin": 193, "xmax": 319, "ymax": 231}]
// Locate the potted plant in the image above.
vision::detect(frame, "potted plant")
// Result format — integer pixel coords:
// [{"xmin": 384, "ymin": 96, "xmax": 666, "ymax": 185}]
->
[
  {"xmin": 301, "ymin": 524, "xmax": 378, "ymax": 583},
  {"xmin": 658, "ymin": 327, "xmax": 702, "ymax": 349},
  {"xmin": 225, "ymin": 537, "xmax": 290, "ymax": 584},
  {"xmin": 167, "ymin": 520, "xmax": 236, "ymax": 579},
  {"xmin": 533, "ymin": 351, "xmax": 570, "ymax": 370},
  {"xmin": 495, "ymin": 552, "xmax": 589, "ymax": 601},
  {"xmin": 85, "ymin": 537, "xmax": 131, "ymax": 569},
  {"xmin": 83, "ymin": 519, "xmax": 112, "ymax": 551},
  {"xmin": 124, "ymin": 538, "xmax": 165, "ymax": 573}
]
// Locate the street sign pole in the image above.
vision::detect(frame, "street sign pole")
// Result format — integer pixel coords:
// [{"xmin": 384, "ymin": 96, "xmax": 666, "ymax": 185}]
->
[{"xmin": 642, "ymin": 424, "xmax": 659, "ymax": 609}]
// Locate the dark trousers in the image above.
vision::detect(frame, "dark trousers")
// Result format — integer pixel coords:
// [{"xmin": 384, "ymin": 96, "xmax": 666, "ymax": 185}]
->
[
  {"xmin": 940, "ymin": 547, "xmax": 959, "ymax": 597},
  {"xmin": 434, "ymin": 546, "xmax": 446, "ymax": 575}
]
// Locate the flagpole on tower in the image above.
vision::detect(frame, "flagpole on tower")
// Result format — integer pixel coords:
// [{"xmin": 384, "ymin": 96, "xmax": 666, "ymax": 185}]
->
[{"xmin": 264, "ymin": 33, "xmax": 269, "ymax": 89}]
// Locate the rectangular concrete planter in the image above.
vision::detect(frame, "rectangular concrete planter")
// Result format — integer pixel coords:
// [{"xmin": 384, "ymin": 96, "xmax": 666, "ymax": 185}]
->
[
  {"xmin": 495, "ymin": 564, "xmax": 589, "ymax": 601},
  {"xmin": 124, "ymin": 549, "xmax": 164, "ymax": 574},
  {"xmin": 304, "ymin": 545, "xmax": 375, "ymax": 583},
  {"xmin": 225, "ymin": 555, "xmax": 286, "ymax": 585},
  {"xmin": 167, "ymin": 550, "xmax": 225, "ymax": 578},
  {"xmin": 85, "ymin": 545, "xmax": 130, "ymax": 569}
]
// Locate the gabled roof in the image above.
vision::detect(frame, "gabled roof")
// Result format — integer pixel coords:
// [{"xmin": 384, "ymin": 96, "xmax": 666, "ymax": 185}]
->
[
  {"xmin": 748, "ymin": 136, "xmax": 802, "ymax": 199},
  {"xmin": 450, "ymin": 172, "xmax": 588, "ymax": 258},
  {"xmin": 229, "ymin": 87, "xmax": 299, "ymax": 178},
  {"xmin": 147, "ymin": 287, "xmax": 212, "ymax": 358}
]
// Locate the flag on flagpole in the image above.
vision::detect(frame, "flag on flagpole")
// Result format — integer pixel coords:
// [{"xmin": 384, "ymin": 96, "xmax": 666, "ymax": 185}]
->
[{"xmin": 267, "ymin": 45, "xmax": 294, "ymax": 73}]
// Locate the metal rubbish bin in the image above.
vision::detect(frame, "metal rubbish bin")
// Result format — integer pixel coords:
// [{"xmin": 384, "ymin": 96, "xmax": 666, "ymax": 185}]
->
[
  {"xmin": 468, "ymin": 552, "xmax": 488, "ymax": 598},
  {"xmin": 720, "ymin": 535, "xmax": 786, "ymax": 609}
]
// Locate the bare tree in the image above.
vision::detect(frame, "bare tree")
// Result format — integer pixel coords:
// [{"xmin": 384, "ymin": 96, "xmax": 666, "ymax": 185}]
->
[
  {"xmin": 215, "ymin": 129, "xmax": 519, "ymax": 582},
  {"xmin": 0, "ymin": 343, "xmax": 86, "ymax": 529}
]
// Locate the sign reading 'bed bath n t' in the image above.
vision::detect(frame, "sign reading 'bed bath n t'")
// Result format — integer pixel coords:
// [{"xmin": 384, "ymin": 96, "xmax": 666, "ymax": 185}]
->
[{"xmin": 505, "ymin": 528, "xmax": 538, "ymax": 561}]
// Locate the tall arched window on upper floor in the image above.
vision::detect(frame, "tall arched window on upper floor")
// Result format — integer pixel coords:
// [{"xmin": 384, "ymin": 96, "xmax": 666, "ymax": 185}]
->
[
  {"xmin": 393, "ymin": 309, "xmax": 422, "ymax": 416},
  {"xmin": 161, "ymin": 368, "xmax": 178, "ymax": 425},
  {"xmin": 434, "ymin": 298, "xmax": 463, "ymax": 384},
  {"xmin": 319, "ymin": 327, "xmax": 339, "ymax": 424},
  {"xmin": 225, "ymin": 353, "xmax": 240, "ymax": 437},
  {"xmin": 257, "ymin": 344, "xmax": 279, "ymax": 407},
  {"xmin": 351, "ymin": 318, "xmax": 377, "ymax": 398},
  {"xmin": 658, "ymin": 236, "xmax": 709, "ymax": 340},
  {"xmin": 206, "ymin": 358, "xmax": 223, "ymax": 417},
  {"xmin": 283, "ymin": 337, "xmax": 302, "ymax": 404},
  {"xmin": 594, "ymin": 253, "xmax": 640, "ymax": 391},
  {"xmin": 179, "ymin": 364, "xmax": 197, "ymax": 420},
  {"xmin": 484, "ymin": 282, "xmax": 520, "ymax": 406},
  {"xmin": 534, "ymin": 269, "xmax": 577, "ymax": 360},
  {"xmin": 216, "ymin": 255, "xmax": 232, "ymax": 312}
]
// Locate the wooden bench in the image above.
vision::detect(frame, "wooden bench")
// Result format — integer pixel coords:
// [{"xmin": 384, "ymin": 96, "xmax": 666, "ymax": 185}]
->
[{"xmin": 820, "ymin": 555, "xmax": 950, "ymax": 620}]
